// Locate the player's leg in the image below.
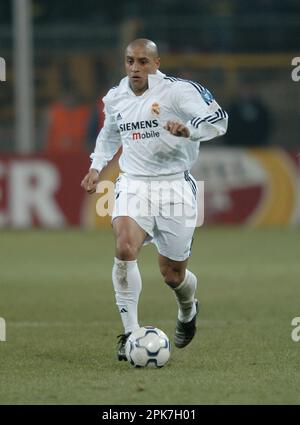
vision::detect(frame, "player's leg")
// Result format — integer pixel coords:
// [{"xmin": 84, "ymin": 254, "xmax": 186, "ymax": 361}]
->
[
  {"xmin": 113, "ymin": 216, "xmax": 147, "ymax": 260},
  {"xmin": 158, "ymin": 254, "xmax": 198, "ymax": 322},
  {"xmin": 112, "ymin": 216, "xmax": 147, "ymax": 359},
  {"xmin": 158, "ymin": 254, "xmax": 198, "ymax": 348},
  {"xmin": 153, "ymin": 172, "xmax": 199, "ymax": 347}
]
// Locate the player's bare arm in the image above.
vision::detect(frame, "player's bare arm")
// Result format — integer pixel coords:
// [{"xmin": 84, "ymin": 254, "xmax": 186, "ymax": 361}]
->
[
  {"xmin": 164, "ymin": 121, "xmax": 190, "ymax": 138},
  {"xmin": 81, "ymin": 168, "xmax": 100, "ymax": 194}
]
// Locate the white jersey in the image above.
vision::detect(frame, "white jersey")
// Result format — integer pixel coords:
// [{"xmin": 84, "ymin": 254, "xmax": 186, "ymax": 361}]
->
[{"xmin": 90, "ymin": 70, "xmax": 228, "ymax": 177}]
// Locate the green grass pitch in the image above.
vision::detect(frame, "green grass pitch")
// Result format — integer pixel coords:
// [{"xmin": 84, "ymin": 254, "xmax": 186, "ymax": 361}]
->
[{"xmin": 0, "ymin": 227, "xmax": 299, "ymax": 404}]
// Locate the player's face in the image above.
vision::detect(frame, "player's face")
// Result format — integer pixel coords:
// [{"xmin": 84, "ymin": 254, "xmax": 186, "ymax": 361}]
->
[{"xmin": 125, "ymin": 46, "xmax": 160, "ymax": 95}]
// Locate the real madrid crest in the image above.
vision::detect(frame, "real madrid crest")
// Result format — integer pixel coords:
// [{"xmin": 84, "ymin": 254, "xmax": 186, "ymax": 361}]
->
[{"xmin": 151, "ymin": 102, "xmax": 160, "ymax": 115}]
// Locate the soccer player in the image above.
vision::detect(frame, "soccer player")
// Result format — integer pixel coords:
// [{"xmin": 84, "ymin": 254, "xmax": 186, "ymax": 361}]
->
[{"xmin": 81, "ymin": 39, "xmax": 228, "ymax": 361}]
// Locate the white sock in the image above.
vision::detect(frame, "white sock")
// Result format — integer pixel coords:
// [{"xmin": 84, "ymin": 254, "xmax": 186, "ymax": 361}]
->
[
  {"xmin": 172, "ymin": 269, "xmax": 197, "ymax": 323},
  {"xmin": 112, "ymin": 257, "xmax": 142, "ymax": 334}
]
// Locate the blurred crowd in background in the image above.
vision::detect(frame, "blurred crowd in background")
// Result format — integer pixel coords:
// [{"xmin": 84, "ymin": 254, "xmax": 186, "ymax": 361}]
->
[{"xmin": 0, "ymin": 0, "xmax": 299, "ymax": 154}]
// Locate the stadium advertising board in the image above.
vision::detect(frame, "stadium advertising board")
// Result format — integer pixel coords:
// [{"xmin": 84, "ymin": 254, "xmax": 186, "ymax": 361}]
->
[
  {"xmin": 191, "ymin": 148, "xmax": 300, "ymax": 226},
  {"xmin": 0, "ymin": 154, "xmax": 89, "ymax": 227},
  {"xmin": 0, "ymin": 149, "xmax": 299, "ymax": 227}
]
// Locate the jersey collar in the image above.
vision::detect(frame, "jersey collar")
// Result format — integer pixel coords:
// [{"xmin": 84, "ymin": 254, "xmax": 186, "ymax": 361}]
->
[
  {"xmin": 148, "ymin": 70, "xmax": 166, "ymax": 89},
  {"xmin": 120, "ymin": 70, "xmax": 166, "ymax": 95}
]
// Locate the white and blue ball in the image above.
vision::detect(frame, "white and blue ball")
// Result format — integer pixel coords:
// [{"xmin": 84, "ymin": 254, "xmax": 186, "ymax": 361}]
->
[{"xmin": 125, "ymin": 326, "xmax": 170, "ymax": 368}]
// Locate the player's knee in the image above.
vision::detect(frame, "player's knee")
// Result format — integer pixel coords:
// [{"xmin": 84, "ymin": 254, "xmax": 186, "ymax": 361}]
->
[
  {"xmin": 116, "ymin": 240, "xmax": 138, "ymax": 261},
  {"xmin": 161, "ymin": 267, "xmax": 185, "ymax": 287}
]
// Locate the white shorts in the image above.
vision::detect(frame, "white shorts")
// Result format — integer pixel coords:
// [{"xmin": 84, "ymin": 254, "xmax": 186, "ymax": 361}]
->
[{"xmin": 112, "ymin": 172, "xmax": 198, "ymax": 261}]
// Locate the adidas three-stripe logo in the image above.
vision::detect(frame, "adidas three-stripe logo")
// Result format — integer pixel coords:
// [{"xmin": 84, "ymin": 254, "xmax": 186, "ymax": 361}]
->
[
  {"xmin": 184, "ymin": 171, "xmax": 197, "ymax": 198},
  {"xmin": 191, "ymin": 108, "xmax": 228, "ymax": 128},
  {"xmin": 120, "ymin": 307, "xmax": 128, "ymax": 313}
]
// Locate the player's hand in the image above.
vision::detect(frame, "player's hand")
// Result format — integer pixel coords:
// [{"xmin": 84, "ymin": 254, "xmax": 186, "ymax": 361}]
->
[
  {"xmin": 81, "ymin": 169, "xmax": 100, "ymax": 194},
  {"xmin": 164, "ymin": 121, "xmax": 190, "ymax": 138}
]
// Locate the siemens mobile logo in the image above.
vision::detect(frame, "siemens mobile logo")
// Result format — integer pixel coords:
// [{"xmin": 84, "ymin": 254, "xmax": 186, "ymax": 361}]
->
[
  {"xmin": 132, "ymin": 130, "xmax": 160, "ymax": 140},
  {"xmin": 119, "ymin": 119, "xmax": 159, "ymax": 132},
  {"xmin": 119, "ymin": 119, "xmax": 160, "ymax": 141}
]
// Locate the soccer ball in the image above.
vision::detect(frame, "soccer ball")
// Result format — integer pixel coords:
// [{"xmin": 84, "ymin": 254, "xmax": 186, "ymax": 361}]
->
[{"xmin": 125, "ymin": 326, "xmax": 171, "ymax": 368}]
